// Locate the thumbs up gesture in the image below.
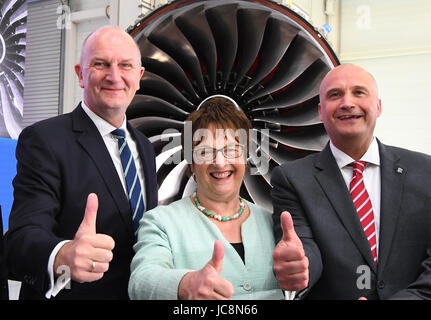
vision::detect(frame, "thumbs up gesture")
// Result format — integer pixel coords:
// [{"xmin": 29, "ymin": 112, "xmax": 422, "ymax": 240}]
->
[
  {"xmin": 178, "ymin": 240, "xmax": 234, "ymax": 300},
  {"xmin": 54, "ymin": 193, "xmax": 115, "ymax": 283},
  {"xmin": 273, "ymin": 211, "xmax": 309, "ymax": 291}
]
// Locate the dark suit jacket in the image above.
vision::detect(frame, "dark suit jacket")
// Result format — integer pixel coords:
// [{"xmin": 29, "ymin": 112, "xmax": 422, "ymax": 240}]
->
[
  {"xmin": 5, "ymin": 104, "xmax": 158, "ymax": 299},
  {"xmin": 271, "ymin": 140, "xmax": 431, "ymax": 300}
]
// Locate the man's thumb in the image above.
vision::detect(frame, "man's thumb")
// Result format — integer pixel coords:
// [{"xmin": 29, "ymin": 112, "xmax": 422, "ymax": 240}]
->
[
  {"xmin": 281, "ymin": 211, "xmax": 298, "ymax": 243},
  {"xmin": 76, "ymin": 193, "xmax": 98, "ymax": 237},
  {"xmin": 208, "ymin": 240, "xmax": 224, "ymax": 274}
]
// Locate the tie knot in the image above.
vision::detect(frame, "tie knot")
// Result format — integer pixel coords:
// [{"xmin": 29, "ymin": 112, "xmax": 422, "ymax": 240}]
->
[
  {"xmin": 351, "ymin": 160, "xmax": 366, "ymax": 175},
  {"xmin": 112, "ymin": 128, "xmax": 126, "ymax": 140}
]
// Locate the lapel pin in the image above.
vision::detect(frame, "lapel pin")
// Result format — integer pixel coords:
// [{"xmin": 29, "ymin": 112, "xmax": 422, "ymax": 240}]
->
[{"xmin": 396, "ymin": 167, "xmax": 403, "ymax": 174}]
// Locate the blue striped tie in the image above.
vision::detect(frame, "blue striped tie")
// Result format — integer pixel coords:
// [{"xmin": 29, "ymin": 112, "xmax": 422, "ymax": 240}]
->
[{"xmin": 111, "ymin": 129, "xmax": 145, "ymax": 235}]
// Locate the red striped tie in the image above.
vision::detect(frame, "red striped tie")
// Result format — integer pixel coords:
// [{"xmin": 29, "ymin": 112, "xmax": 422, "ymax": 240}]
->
[{"xmin": 349, "ymin": 161, "xmax": 378, "ymax": 265}]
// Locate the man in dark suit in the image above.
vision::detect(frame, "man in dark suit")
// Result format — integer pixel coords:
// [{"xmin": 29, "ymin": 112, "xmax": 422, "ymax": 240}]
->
[
  {"xmin": 5, "ymin": 26, "xmax": 158, "ymax": 299},
  {"xmin": 271, "ymin": 64, "xmax": 431, "ymax": 299}
]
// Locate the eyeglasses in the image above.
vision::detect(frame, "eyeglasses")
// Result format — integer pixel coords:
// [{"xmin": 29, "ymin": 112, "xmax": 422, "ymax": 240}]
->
[{"xmin": 193, "ymin": 144, "xmax": 245, "ymax": 162}]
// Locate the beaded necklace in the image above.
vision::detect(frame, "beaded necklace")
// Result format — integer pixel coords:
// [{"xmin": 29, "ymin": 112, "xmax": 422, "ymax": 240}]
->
[{"xmin": 192, "ymin": 192, "xmax": 245, "ymax": 222}]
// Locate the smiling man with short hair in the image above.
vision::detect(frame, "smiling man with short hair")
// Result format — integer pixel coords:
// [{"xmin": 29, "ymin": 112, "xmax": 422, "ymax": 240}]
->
[
  {"xmin": 5, "ymin": 26, "xmax": 158, "ymax": 300},
  {"xmin": 271, "ymin": 64, "xmax": 431, "ymax": 300}
]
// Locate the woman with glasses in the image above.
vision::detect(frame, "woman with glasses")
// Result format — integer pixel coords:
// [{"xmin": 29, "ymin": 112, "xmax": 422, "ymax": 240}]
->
[{"xmin": 128, "ymin": 96, "xmax": 283, "ymax": 300}]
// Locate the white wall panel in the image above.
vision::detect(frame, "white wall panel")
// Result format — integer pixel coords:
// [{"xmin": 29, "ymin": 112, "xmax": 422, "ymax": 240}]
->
[
  {"xmin": 340, "ymin": 0, "xmax": 431, "ymax": 60},
  {"xmin": 356, "ymin": 54, "xmax": 431, "ymax": 154},
  {"xmin": 339, "ymin": 0, "xmax": 431, "ymax": 155}
]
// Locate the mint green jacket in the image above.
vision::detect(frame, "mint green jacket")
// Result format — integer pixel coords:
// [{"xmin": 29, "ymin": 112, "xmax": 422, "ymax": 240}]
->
[{"xmin": 128, "ymin": 197, "xmax": 283, "ymax": 300}]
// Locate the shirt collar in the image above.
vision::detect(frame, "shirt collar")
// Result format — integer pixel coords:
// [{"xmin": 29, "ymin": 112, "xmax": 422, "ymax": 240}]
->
[
  {"xmin": 330, "ymin": 137, "xmax": 380, "ymax": 169},
  {"xmin": 81, "ymin": 101, "xmax": 127, "ymax": 137}
]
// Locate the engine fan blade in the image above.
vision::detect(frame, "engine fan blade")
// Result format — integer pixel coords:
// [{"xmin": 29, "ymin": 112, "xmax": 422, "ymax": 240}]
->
[
  {"xmin": 253, "ymin": 96, "xmax": 321, "ymax": 127},
  {"xmin": 129, "ymin": 116, "xmax": 184, "ymax": 138},
  {"xmin": 232, "ymin": 8, "xmax": 270, "ymax": 92},
  {"xmin": 243, "ymin": 167, "xmax": 273, "ymax": 211},
  {"xmin": 246, "ymin": 34, "xmax": 324, "ymax": 103},
  {"xmin": 205, "ymin": 3, "xmax": 239, "ymax": 90},
  {"xmin": 139, "ymin": 71, "xmax": 195, "ymax": 112},
  {"xmin": 137, "ymin": 36, "xmax": 200, "ymax": 103},
  {"xmin": 175, "ymin": 4, "xmax": 218, "ymax": 93},
  {"xmin": 267, "ymin": 145, "xmax": 312, "ymax": 165},
  {"xmin": 148, "ymin": 15, "xmax": 207, "ymax": 96},
  {"xmin": 241, "ymin": 16, "xmax": 298, "ymax": 96},
  {"xmin": 158, "ymin": 160, "xmax": 189, "ymax": 205},
  {"xmin": 127, "ymin": 95, "xmax": 189, "ymax": 120},
  {"xmin": 265, "ymin": 125, "xmax": 329, "ymax": 151},
  {"xmin": 251, "ymin": 59, "xmax": 329, "ymax": 111}
]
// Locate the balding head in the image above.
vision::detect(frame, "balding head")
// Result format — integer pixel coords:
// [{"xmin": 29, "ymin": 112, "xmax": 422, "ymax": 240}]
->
[
  {"xmin": 319, "ymin": 64, "xmax": 379, "ymax": 102},
  {"xmin": 79, "ymin": 26, "xmax": 141, "ymax": 67}
]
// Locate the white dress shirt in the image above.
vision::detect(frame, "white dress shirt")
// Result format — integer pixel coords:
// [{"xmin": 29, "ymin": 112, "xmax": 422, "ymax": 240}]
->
[
  {"xmin": 329, "ymin": 137, "xmax": 381, "ymax": 257},
  {"xmin": 45, "ymin": 102, "xmax": 146, "ymax": 298},
  {"xmin": 80, "ymin": 102, "xmax": 146, "ymax": 202}
]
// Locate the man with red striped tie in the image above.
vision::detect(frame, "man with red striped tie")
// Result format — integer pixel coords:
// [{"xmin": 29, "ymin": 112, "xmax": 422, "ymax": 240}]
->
[{"xmin": 271, "ymin": 64, "xmax": 431, "ymax": 300}]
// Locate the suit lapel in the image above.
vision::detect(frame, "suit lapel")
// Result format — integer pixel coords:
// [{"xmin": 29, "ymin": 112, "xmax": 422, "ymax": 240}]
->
[
  {"xmin": 314, "ymin": 144, "xmax": 377, "ymax": 272},
  {"xmin": 376, "ymin": 141, "xmax": 404, "ymax": 275},
  {"xmin": 71, "ymin": 105, "xmax": 134, "ymax": 235}
]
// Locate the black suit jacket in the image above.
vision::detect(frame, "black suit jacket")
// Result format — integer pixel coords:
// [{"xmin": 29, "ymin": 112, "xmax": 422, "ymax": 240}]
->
[
  {"xmin": 271, "ymin": 140, "xmax": 431, "ymax": 299},
  {"xmin": 5, "ymin": 104, "xmax": 158, "ymax": 299}
]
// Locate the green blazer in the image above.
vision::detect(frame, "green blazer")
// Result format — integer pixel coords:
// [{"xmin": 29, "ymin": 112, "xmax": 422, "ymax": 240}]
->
[{"xmin": 129, "ymin": 197, "xmax": 283, "ymax": 300}]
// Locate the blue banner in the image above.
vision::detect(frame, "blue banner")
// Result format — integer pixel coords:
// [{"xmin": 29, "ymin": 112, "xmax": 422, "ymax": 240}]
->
[{"xmin": 0, "ymin": 137, "xmax": 17, "ymax": 230}]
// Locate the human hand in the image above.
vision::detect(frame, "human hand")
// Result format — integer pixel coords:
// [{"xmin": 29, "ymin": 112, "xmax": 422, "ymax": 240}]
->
[
  {"xmin": 54, "ymin": 193, "xmax": 115, "ymax": 283},
  {"xmin": 273, "ymin": 211, "xmax": 309, "ymax": 291},
  {"xmin": 178, "ymin": 240, "xmax": 234, "ymax": 300}
]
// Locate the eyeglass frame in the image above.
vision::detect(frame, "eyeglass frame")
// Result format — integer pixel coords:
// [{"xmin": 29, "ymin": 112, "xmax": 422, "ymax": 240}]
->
[{"xmin": 192, "ymin": 144, "xmax": 246, "ymax": 163}]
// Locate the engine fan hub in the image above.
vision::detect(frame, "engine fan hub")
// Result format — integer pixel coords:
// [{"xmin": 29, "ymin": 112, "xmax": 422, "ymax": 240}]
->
[{"xmin": 198, "ymin": 94, "xmax": 240, "ymax": 110}]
